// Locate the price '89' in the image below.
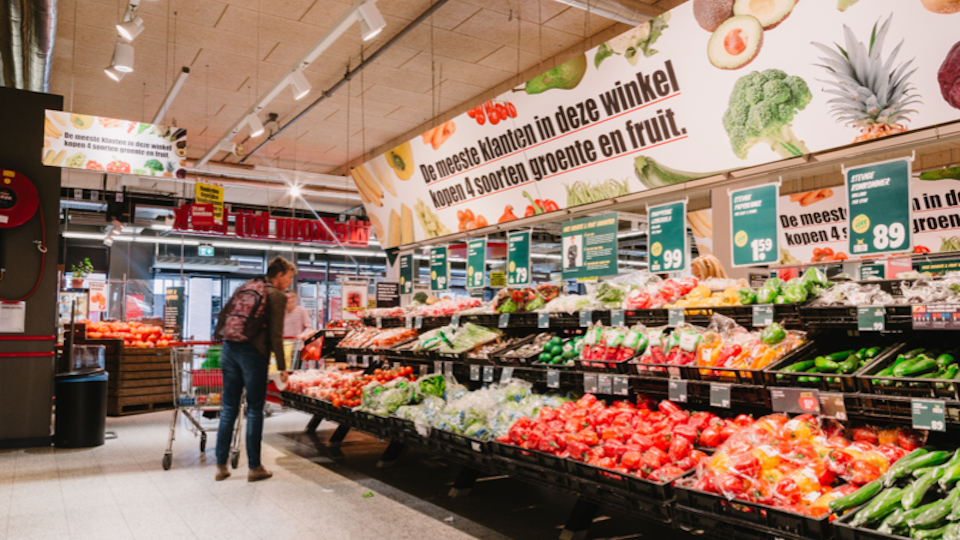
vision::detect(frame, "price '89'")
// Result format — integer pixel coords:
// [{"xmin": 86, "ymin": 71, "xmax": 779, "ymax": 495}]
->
[{"xmin": 873, "ymin": 223, "xmax": 905, "ymax": 250}]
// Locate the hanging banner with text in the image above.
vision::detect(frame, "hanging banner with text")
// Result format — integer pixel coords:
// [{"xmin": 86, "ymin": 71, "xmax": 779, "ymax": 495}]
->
[
  {"xmin": 507, "ymin": 230, "xmax": 531, "ymax": 286},
  {"xmin": 562, "ymin": 212, "xmax": 619, "ymax": 280},
  {"xmin": 466, "ymin": 238, "xmax": 487, "ymax": 289},
  {"xmin": 430, "ymin": 246, "xmax": 449, "ymax": 291},
  {"xmin": 648, "ymin": 200, "xmax": 687, "ymax": 273},
  {"xmin": 778, "ymin": 188, "xmax": 848, "ymax": 266},
  {"xmin": 731, "ymin": 184, "xmax": 779, "ymax": 267},
  {"xmin": 195, "ymin": 182, "xmax": 224, "ymax": 222},
  {"xmin": 43, "ymin": 110, "xmax": 186, "ymax": 177},
  {"xmin": 847, "ymin": 158, "xmax": 912, "ymax": 257},
  {"xmin": 910, "ymin": 174, "xmax": 960, "ymax": 256}
]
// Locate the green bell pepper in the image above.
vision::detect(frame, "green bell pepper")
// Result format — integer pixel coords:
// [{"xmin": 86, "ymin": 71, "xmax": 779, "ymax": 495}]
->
[
  {"xmin": 737, "ymin": 287, "xmax": 757, "ymax": 305},
  {"xmin": 760, "ymin": 323, "xmax": 787, "ymax": 345}
]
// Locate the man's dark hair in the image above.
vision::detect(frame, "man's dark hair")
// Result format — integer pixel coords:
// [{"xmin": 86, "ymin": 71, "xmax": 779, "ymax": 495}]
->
[{"xmin": 266, "ymin": 256, "xmax": 295, "ymax": 279}]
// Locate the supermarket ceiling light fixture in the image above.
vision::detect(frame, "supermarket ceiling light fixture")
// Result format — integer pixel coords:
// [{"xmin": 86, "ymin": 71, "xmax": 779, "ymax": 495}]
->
[
  {"xmin": 104, "ymin": 66, "xmax": 126, "ymax": 82},
  {"xmin": 288, "ymin": 71, "xmax": 311, "ymax": 100},
  {"xmin": 117, "ymin": 16, "xmax": 144, "ymax": 42},
  {"xmin": 246, "ymin": 114, "xmax": 265, "ymax": 137},
  {"xmin": 109, "ymin": 40, "xmax": 135, "ymax": 73},
  {"xmin": 357, "ymin": 2, "xmax": 386, "ymax": 41}
]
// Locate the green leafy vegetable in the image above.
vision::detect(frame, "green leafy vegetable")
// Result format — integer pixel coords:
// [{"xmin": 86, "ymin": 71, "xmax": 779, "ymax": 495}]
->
[
  {"xmin": 565, "ymin": 178, "xmax": 630, "ymax": 207},
  {"xmin": 594, "ymin": 43, "xmax": 614, "ymax": 68},
  {"xmin": 633, "ymin": 156, "xmax": 722, "ymax": 189},
  {"xmin": 144, "ymin": 159, "xmax": 164, "ymax": 172},
  {"xmin": 723, "ymin": 69, "xmax": 812, "ymax": 159},
  {"xmin": 636, "ymin": 13, "xmax": 670, "ymax": 58}
]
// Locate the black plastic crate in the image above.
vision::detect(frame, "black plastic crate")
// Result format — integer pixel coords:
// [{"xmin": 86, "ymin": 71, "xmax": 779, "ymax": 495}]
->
[
  {"xmin": 626, "ymin": 309, "xmax": 669, "ymax": 327},
  {"xmin": 568, "ymin": 479, "xmax": 675, "ymax": 524},
  {"xmin": 577, "ymin": 356, "xmax": 634, "ymax": 374},
  {"xmin": 682, "ymin": 362, "xmax": 769, "ymax": 386},
  {"xmin": 493, "ymin": 442, "xmax": 567, "ymax": 471},
  {"xmin": 858, "ymin": 339, "xmax": 960, "ymax": 402},
  {"xmin": 675, "ymin": 505, "xmax": 788, "ymax": 540},
  {"xmin": 436, "ymin": 430, "xmax": 493, "ymax": 454},
  {"xmin": 492, "ymin": 455, "xmax": 574, "ymax": 490},
  {"xmin": 763, "ymin": 339, "xmax": 898, "ymax": 393},
  {"xmin": 800, "ymin": 305, "xmax": 912, "ymax": 330},
  {"xmin": 674, "ymin": 485, "xmax": 832, "ymax": 540},
  {"xmin": 565, "ymin": 459, "xmax": 687, "ymax": 501},
  {"xmin": 831, "ymin": 503, "xmax": 909, "ymax": 540},
  {"xmin": 490, "ymin": 334, "xmax": 543, "ymax": 366}
]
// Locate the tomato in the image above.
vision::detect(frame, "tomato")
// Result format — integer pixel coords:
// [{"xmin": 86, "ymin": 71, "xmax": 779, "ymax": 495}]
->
[
  {"xmin": 488, "ymin": 108, "xmax": 500, "ymax": 124},
  {"xmin": 506, "ymin": 102, "xmax": 517, "ymax": 118}
]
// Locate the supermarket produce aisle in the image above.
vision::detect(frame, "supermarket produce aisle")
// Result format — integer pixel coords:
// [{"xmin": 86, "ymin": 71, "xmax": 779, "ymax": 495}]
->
[{"xmin": 0, "ymin": 410, "xmax": 671, "ymax": 540}]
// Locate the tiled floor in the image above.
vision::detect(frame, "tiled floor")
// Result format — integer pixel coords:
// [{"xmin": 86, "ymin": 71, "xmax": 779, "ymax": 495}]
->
[{"xmin": 0, "ymin": 408, "xmax": 665, "ymax": 540}]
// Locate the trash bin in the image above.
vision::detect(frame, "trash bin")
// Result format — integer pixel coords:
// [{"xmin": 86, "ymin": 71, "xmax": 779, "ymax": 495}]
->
[{"xmin": 54, "ymin": 371, "xmax": 108, "ymax": 448}]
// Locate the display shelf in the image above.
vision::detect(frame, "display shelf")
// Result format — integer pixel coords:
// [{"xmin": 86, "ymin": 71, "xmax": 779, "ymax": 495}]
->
[
  {"xmin": 857, "ymin": 339, "xmax": 960, "ymax": 402},
  {"xmin": 799, "ymin": 305, "xmax": 913, "ymax": 330},
  {"xmin": 831, "ymin": 504, "xmax": 903, "ymax": 540},
  {"xmin": 764, "ymin": 337, "xmax": 900, "ymax": 393}
]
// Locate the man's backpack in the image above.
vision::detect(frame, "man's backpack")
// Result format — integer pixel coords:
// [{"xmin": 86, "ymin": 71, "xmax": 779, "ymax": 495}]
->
[{"xmin": 219, "ymin": 278, "xmax": 268, "ymax": 342}]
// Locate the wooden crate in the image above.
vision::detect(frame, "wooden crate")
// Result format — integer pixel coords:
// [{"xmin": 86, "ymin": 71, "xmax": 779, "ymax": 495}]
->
[{"xmin": 106, "ymin": 348, "xmax": 175, "ymax": 416}]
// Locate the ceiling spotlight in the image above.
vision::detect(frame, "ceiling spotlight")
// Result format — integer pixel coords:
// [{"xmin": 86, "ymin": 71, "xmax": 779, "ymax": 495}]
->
[
  {"xmin": 117, "ymin": 16, "xmax": 144, "ymax": 42},
  {"xmin": 246, "ymin": 114, "xmax": 265, "ymax": 137},
  {"xmin": 357, "ymin": 2, "xmax": 386, "ymax": 41},
  {"xmin": 111, "ymin": 40, "xmax": 135, "ymax": 73},
  {"xmin": 288, "ymin": 71, "xmax": 311, "ymax": 100},
  {"xmin": 104, "ymin": 65, "xmax": 126, "ymax": 82},
  {"xmin": 289, "ymin": 185, "xmax": 302, "ymax": 197}
]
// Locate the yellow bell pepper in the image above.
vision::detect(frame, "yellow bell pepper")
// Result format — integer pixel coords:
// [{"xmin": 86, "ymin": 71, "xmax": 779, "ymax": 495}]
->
[
  {"xmin": 387, "ymin": 142, "xmax": 415, "ymax": 181},
  {"xmin": 753, "ymin": 446, "xmax": 782, "ymax": 470}
]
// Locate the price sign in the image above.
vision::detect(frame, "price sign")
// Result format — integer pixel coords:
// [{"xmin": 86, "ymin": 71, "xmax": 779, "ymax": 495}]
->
[
  {"xmin": 375, "ymin": 317, "xmax": 382, "ymax": 328},
  {"xmin": 500, "ymin": 367, "xmax": 514, "ymax": 383},
  {"xmin": 648, "ymin": 201, "xmax": 688, "ymax": 273},
  {"xmin": 580, "ymin": 311, "xmax": 592, "ymax": 327},
  {"xmin": 611, "ymin": 310, "xmax": 625, "ymax": 327},
  {"xmin": 752, "ymin": 305, "xmax": 773, "ymax": 327},
  {"xmin": 451, "ymin": 314, "xmax": 461, "ymax": 327},
  {"xmin": 583, "ymin": 373, "xmax": 599, "ymax": 393},
  {"xmin": 347, "ymin": 354, "xmax": 357, "ymax": 366},
  {"xmin": 507, "ymin": 230, "xmax": 531, "ymax": 286},
  {"xmin": 668, "ymin": 309, "xmax": 685, "ymax": 327},
  {"xmin": 860, "ymin": 264, "xmax": 886, "ymax": 280},
  {"xmin": 668, "ymin": 380, "xmax": 688, "ymax": 403},
  {"xmin": 538, "ymin": 312, "xmax": 550, "ymax": 329},
  {"xmin": 419, "ymin": 364, "xmax": 428, "ymax": 377},
  {"xmin": 430, "ymin": 246, "xmax": 449, "ymax": 291},
  {"xmin": 444, "ymin": 361, "xmax": 454, "ymax": 377},
  {"xmin": 730, "ymin": 183, "xmax": 780, "ymax": 267},
  {"xmin": 434, "ymin": 361, "xmax": 443, "ymax": 374},
  {"xmin": 858, "ymin": 306, "xmax": 886, "ymax": 332},
  {"xmin": 405, "ymin": 316, "xmax": 413, "ymax": 329},
  {"xmin": 415, "ymin": 315, "xmax": 423, "ymax": 329},
  {"xmin": 362, "ymin": 356, "xmax": 370, "ymax": 367},
  {"xmin": 470, "ymin": 365, "xmax": 480, "ymax": 381},
  {"xmin": 771, "ymin": 387, "xmax": 820, "ymax": 414},
  {"xmin": 846, "ymin": 158, "xmax": 912, "ymax": 257},
  {"xmin": 613, "ymin": 376, "xmax": 629, "ymax": 396},
  {"xmin": 912, "ymin": 399, "xmax": 946, "ymax": 431},
  {"xmin": 547, "ymin": 370, "xmax": 560, "ymax": 389},
  {"xmin": 710, "ymin": 384, "xmax": 731, "ymax": 408},
  {"xmin": 499, "ymin": 313, "xmax": 510, "ymax": 328},
  {"xmin": 466, "ymin": 238, "xmax": 487, "ymax": 289},
  {"xmin": 399, "ymin": 253, "xmax": 415, "ymax": 295},
  {"xmin": 820, "ymin": 393, "xmax": 848, "ymax": 421},
  {"xmin": 597, "ymin": 374, "xmax": 612, "ymax": 394},
  {"xmin": 482, "ymin": 365, "xmax": 495, "ymax": 383}
]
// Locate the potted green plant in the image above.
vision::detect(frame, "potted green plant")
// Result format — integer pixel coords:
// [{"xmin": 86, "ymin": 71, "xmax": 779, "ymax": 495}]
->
[{"xmin": 70, "ymin": 258, "xmax": 93, "ymax": 289}]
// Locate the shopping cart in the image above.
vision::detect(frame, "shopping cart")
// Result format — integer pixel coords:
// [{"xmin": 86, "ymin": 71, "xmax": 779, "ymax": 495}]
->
[{"xmin": 162, "ymin": 343, "xmax": 243, "ymax": 471}]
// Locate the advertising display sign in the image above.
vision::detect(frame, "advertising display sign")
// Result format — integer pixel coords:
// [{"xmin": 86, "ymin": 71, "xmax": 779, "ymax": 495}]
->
[
  {"xmin": 399, "ymin": 253, "xmax": 415, "ymax": 294},
  {"xmin": 507, "ymin": 230, "xmax": 531, "ymax": 286},
  {"xmin": 430, "ymin": 246, "xmax": 449, "ymax": 291},
  {"xmin": 466, "ymin": 238, "xmax": 486, "ymax": 289},
  {"xmin": 375, "ymin": 282, "xmax": 400, "ymax": 308},
  {"xmin": 561, "ymin": 213, "xmax": 618, "ymax": 280},
  {"xmin": 846, "ymin": 158, "xmax": 912, "ymax": 257},
  {"xmin": 88, "ymin": 281, "xmax": 107, "ymax": 313},
  {"xmin": 647, "ymin": 201, "xmax": 687, "ymax": 273},
  {"xmin": 195, "ymin": 182, "xmax": 224, "ymax": 222},
  {"xmin": 341, "ymin": 281, "xmax": 368, "ymax": 321},
  {"xmin": 730, "ymin": 184, "xmax": 779, "ymax": 267},
  {"xmin": 778, "ymin": 188, "xmax": 848, "ymax": 266},
  {"xmin": 163, "ymin": 287, "xmax": 184, "ymax": 338}
]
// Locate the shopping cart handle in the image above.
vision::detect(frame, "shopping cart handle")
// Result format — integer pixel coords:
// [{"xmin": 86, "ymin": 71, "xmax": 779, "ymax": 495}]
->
[{"xmin": 169, "ymin": 341, "xmax": 222, "ymax": 346}]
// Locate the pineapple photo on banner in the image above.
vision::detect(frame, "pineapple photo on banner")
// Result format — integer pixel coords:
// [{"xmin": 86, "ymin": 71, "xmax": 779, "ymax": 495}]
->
[{"xmin": 355, "ymin": 0, "xmax": 960, "ymax": 249}]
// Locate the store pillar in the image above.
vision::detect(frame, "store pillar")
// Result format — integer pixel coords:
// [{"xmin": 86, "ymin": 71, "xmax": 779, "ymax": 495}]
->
[{"xmin": 0, "ymin": 87, "xmax": 63, "ymax": 448}]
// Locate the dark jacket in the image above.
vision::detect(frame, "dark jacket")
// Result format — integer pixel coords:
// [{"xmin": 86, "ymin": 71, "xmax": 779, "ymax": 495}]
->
[{"xmin": 215, "ymin": 277, "xmax": 289, "ymax": 371}]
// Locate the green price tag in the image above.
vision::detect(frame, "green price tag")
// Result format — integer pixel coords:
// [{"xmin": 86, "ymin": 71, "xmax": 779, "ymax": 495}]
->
[
  {"xmin": 611, "ymin": 310, "xmax": 625, "ymax": 327},
  {"xmin": 730, "ymin": 183, "xmax": 780, "ymax": 267},
  {"xmin": 846, "ymin": 158, "xmax": 912, "ymax": 257},
  {"xmin": 912, "ymin": 399, "xmax": 946, "ymax": 431},
  {"xmin": 507, "ymin": 230, "xmax": 531, "ymax": 286},
  {"xmin": 538, "ymin": 312, "xmax": 550, "ymax": 328},
  {"xmin": 499, "ymin": 313, "xmax": 510, "ymax": 328},
  {"xmin": 858, "ymin": 306, "xmax": 885, "ymax": 332},
  {"xmin": 466, "ymin": 238, "xmax": 486, "ymax": 289},
  {"xmin": 648, "ymin": 201, "xmax": 688, "ymax": 273},
  {"xmin": 859, "ymin": 264, "xmax": 886, "ymax": 280},
  {"xmin": 580, "ymin": 311, "xmax": 592, "ymax": 327},
  {"xmin": 562, "ymin": 212, "xmax": 619, "ymax": 280},
  {"xmin": 399, "ymin": 253, "xmax": 415, "ymax": 295},
  {"xmin": 430, "ymin": 246, "xmax": 449, "ymax": 291},
  {"xmin": 668, "ymin": 380, "xmax": 687, "ymax": 403},
  {"xmin": 668, "ymin": 308, "xmax": 685, "ymax": 327},
  {"xmin": 752, "ymin": 305, "xmax": 773, "ymax": 327}
]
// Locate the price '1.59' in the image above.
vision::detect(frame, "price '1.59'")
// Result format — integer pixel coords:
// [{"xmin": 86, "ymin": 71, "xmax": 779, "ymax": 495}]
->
[
  {"xmin": 751, "ymin": 238, "xmax": 773, "ymax": 261},
  {"xmin": 873, "ymin": 223, "xmax": 905, "ymax": 250},
  {"xmin": 663, "ymin": 249, "xmax": 683, "ymax": 270}
]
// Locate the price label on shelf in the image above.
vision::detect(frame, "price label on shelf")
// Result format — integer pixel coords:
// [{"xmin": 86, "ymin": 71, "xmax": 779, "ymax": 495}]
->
[
  {"xmin": 469, "ymin": 365, "xmax": 480, "ymax": 381},
  {"xmin": 405, "ymin": 316, "xmax": 413, "ymax": 329},
  {"xmin": 668, "ymin": 380, "xmax": 687, "ymax": 403},
  {"xmin": 444, "ymin": 361, "xmax": 454, "ymax": 377},
  {"xmin": 500, "ymin": 367, "xmax": 514, "ymax": 383},
  {"xmin": 858, "ymin": 306, "xmax": 885, "ymax": 332},
  {"xmin": 648, "ymin": 201, "xmax": 688, "ymax": 273},
  {"xmin": 362, "ymin": 356, "xmax": 370, "ymax": 367},
  {"xmin": 845, "ymin": 158, "xmax": 912, "ymax": 257},
  {"xmin": 347, "ymin": 354, "xmax": 357, "ymax": 366},
  {"xmin": 583, "ymin": 373, "xmax": 599, "ymax": 394},
  {"xmin": 419, "ymin": 364, "xmax": 428, "ymax": 377},
  {"xmin": 710, "ymin": 384, "xmax": 731, "ymax": 408},
  {"xmin": 538, "ymin": 312, "xmax": 550, "ymax": 329},
  {"xmin": 912, "ymin": 399, "xmax": 946, "ymax": 431},
  {"xmin": 752, "ymin": 305, "xmax": 774, "ymax": 327},
  {"xmin": 613, "ymin": 376, "xmax": 629, "ymax": 396},
  {"xmin": 415, "ymin": 315, "xmax": 423, "ymax": 329},
  {"xmin": 547, "ymin": 370, "xmax": 560, "ymax": 389},
  {"xmin": 451, "ymin": 314, "xmax": 461, "ymax": 327},
  {"xmin": 482, "ymin": 366, "xmax": 495, "ymax": 383},
  {"xmin": 580, "ymin": 311, "xmax": 592, "ymax": 327},
  {"xmin": 597, "ymin": 374, "xmax": 612, "ymax": 394},
  {"xmin": 820, "ymin": 393, "xmax": 847, "ymax": 421},
  {"xmin": 376, "ymin": 317, "xmax": 382, "ymax": 328},
  {"xmin": 611, "ymin": 310, "xmax": 625, "ymax": 327},
  {"xmin": 668, "ymin": 309, "xmax": 684, "ymax": 328},
  {"xmin": 771, "ymin": 387, "xmax": 820, "ymax": 414},
  {"xmin": 730, "ymin": 183, "xmax": 780, "ymax": 267},
  {"xmin": 434, "ymin": 361, "xmax": 443, "ymax": 374},
  {"xmin": 499, "ymin": 313, "xmax": 510, "ymax": 328}
]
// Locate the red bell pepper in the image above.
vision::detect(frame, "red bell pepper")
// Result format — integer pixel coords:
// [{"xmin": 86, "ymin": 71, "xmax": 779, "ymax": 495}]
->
[
  {"xmin": 898, "ymin": 429, "xmax": 924, "ymax": 451},
  {"xmin": 699, "ymin": 425, "xmax": 722, "ymax": 448},
  {"xmin": 851, "ymin": 426, "xmax": 879, "ymax": 445},
  {"xmin": 673, "ymin": 424, "xmax": 699, "ymax": 443},
  {"xmin": 668, "ymin": 436, "xmax": 692, "ymax": 462},
  {"xmin": 849, "ymin": 460, "xmax": 881, "ymax": 485},
  {"xmin": 620, "ymin": 450, "xmax": 643, "ymax": 471}
]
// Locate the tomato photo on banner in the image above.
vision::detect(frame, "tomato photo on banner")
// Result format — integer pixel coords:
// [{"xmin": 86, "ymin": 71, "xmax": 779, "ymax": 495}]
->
[{"xmin": 778, "ymin": 188, "xmax": 848, "ymax": 266}]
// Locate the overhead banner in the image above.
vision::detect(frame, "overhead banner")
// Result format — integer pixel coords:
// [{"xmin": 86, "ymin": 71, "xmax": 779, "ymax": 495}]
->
[
  {"xmin": 430, "ymin": 246, "xmax": 449, "ymax": 291},
  {"xmin": 341, "ymin": 281, "xmax": 368, "ymax": 321},
  {"xmin": 356, "ymin": 2, "xmax": 960, "ymax": 248},
  {"xmin": 43, "ymin": 110, "xmax": 186, "ymax": 177},
  {"xmin": 648, "ymin": 201, "xmax": 687, "ymax": 273},
  {"xmin": 778, "ymin": 188, "xmax": 848, "ymax": 266},
  {"xmin": 730, "ymin": 184, "xmax": 779, "ymax": 268},
  {"xmin": 561, "ymin": 212, "xmax": 618, "ymax": 280},
  {"xmin": 507, "ymin": 230, "xmax": 531, "ymax": 286},
  {"xmin": 399, "ymin": 253, "xmax": 415, "ymax": 294},
  {"xmin": 910, "ymin": 174, "xmax": 960, "ymax": 255},
  {"xmin": 466, "ymin": 238, "xmax": 487, "ymax": 289},
  {"xmin": 846, "ymin": 158, "xmax": 912, "ymax": 257},
  {"xmin": 195, "ymin": 182, "xmax": 224, "ymax": 222}
]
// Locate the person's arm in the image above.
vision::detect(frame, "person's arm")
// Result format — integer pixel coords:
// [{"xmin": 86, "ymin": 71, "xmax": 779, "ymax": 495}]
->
[{"xmin": 267, "ymin": 289, "xmax": 288, "ymax": 371}]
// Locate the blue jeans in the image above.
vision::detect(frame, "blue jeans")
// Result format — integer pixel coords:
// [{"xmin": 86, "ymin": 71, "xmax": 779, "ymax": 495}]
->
[{"xmin": 216, "ymin": 341, "xmax": 268, "ymax": 468}]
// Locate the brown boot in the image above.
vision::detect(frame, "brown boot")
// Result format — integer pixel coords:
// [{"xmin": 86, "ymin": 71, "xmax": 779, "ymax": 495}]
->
[
  {"xmin": 248, "ymin": 466, "xmax": 273, "ymax": 482},
  {"xmin": 215, "ymin": 465, "xmax": 231, "ymax": 481}
]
